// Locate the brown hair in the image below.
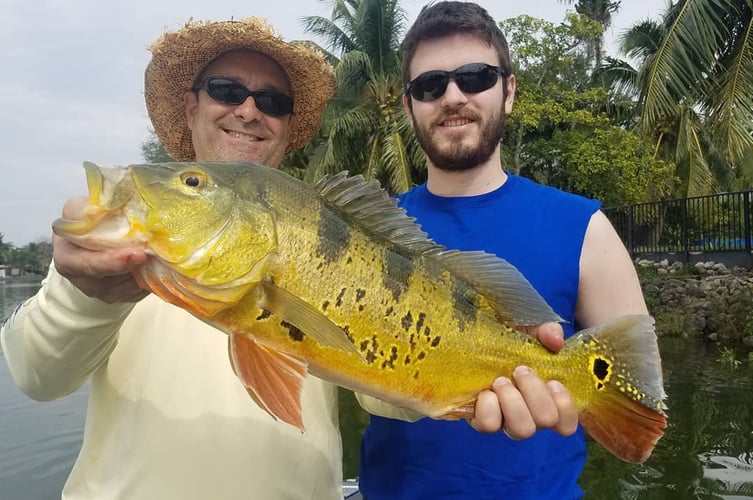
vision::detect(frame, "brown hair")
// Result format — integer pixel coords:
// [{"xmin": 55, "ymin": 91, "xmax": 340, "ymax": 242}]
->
[{"xmin": 401, "ymin": 1, "xmax": 512, "ymax": 89}]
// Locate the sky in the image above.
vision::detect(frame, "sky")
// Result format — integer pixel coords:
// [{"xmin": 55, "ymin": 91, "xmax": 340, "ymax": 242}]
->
[{"xmin": 0, "ymin": 0, "xmax": 666, "ymax": 247}]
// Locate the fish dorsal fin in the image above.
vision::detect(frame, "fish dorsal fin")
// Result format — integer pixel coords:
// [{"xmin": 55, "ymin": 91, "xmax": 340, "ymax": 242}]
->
[
  {"xmin": 314, "ymin": 172, "xmax": 561, "ymax": 326},
  {"xmin": 314, "ymin": 172, "xmax": 442, "ymax": 254},
  {"xmin": 429, "ymin": 250, "xmax": 563, "ymax": 326}
]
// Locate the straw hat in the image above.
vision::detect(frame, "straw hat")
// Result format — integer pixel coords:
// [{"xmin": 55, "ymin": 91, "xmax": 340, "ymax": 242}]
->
[{"xmin": 145, "ymin": 17, "xmax": 336, "ymax": 161}]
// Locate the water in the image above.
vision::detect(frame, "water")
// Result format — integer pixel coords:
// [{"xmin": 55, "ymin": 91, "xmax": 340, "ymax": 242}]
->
[
  {"xmin": 0, "ymin": 281, "xmax": 89, "ymax": 500},
  {"xmin": 2, "ymin": 282, "xmax": 753, "ymax": 499}
]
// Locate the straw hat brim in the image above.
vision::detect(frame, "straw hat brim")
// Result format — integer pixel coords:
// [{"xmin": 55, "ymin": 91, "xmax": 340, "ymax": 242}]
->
[{"xmin": 144, "ymin": 17, "xmax": 336, "ymax": 161}]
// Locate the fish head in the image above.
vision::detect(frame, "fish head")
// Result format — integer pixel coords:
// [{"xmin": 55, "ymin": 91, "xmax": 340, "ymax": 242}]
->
[{"xmin": 53, "ymin": 162, "xmax": 278, "ymax": 313}]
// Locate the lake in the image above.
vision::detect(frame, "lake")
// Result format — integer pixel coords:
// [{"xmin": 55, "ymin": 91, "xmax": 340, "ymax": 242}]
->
[{"xmin": 2, "ymin": 281, "xmax": 753, "ymax": 499}]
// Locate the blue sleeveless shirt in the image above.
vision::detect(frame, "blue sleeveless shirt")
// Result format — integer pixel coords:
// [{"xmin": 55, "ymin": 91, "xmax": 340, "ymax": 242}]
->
[{"xmin": 359, "ymin": 173, "xmax": 601, "ymax": 499}]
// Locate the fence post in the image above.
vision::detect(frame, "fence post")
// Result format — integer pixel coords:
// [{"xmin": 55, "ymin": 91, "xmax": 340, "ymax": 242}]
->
[
  {"xmin": 682, "ymin": 198, "xmax": 689, "ymax": 265},
  {"xmin": 627, "ymin": 205, "xmax": 634, "ymax": 257},
  {"xmin": 745, "ymin": 191, "xmax": 752, "ymax": 259}
]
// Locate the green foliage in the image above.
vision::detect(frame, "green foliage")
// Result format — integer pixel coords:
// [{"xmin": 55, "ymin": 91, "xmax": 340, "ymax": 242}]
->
[
  {"xmin": 521, "ymin": 126, "xmax": 676, "ymax": 206},
  {"xmin": 498, "ymin": 13, "xmax": 677, "ymax": 204},
  {"xmin": 0, "ymin": 233, "xmax": 12, "ymax": 265},
  {"xmin": 0, "ymin": 239, "xmax": 52, "ymax": 275},
  {"xmin": 601, "ymin": 0, "xmax": 753, "ymax": 196},
  {"xmin": 141, "ymin": 129, "xmax": 174, "ymax": 163},
  {"xmin": 717, "ymin": 344, "xmax": 742, "ymax": 369},
  {"xmin": 655, "ymin": 311, "xmax": 696, "ymax": 338},
  {"xmin": 338, "ymin": 389, "xmax": 369, "ymax": 478},
  {"xmin": 302, "ymin": 0, "xmax": 424, "ymax": 193}
]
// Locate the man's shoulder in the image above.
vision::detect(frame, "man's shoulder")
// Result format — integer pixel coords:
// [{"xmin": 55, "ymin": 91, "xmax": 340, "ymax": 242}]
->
[{"xmin": 508, "ymin": 173, "xmax": 600, "ymax": 211}]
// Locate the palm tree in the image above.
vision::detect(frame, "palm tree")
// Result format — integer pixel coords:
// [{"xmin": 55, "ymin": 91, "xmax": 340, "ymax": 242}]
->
[
  {"xmin": 300, "ymin": 0, "xmax": 425, "ymax": 193},
  {"xmin": 558, "ymin": 0, "xmax": 622, "ymax": 67},
  {"xmin": 598, "ymin": 0, "xmax": 753, "ymax": 196}
]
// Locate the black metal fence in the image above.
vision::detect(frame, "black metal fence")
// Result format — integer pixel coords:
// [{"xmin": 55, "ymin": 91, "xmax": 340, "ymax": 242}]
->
[{"xmin": 603, "ymin": 191, "xmax": 753, "ymax": 268}]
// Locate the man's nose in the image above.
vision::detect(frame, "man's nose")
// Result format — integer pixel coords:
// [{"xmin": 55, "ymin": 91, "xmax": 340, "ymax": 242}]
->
[
  {"xmin": 440, "ymin": 79, "xmax": 468, "ymax": 106},
  {"xmin": 233, "ymin": 96, "xmax": 264, "ymax": 122}
]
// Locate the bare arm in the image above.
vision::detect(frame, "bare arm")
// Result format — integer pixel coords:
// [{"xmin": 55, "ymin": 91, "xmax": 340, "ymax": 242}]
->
[{"xmin": 575, "ymin": 211, "xmax": 648, "ymax": 327}]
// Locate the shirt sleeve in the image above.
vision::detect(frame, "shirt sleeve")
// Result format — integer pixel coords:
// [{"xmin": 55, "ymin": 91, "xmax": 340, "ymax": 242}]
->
[
  {"xmin": 1, "ymin": 264, "xmax": 136, "ymax": 401},
  {"xmin": 354, "ymin": 392, "xmax": 424, "ymax": 422}
]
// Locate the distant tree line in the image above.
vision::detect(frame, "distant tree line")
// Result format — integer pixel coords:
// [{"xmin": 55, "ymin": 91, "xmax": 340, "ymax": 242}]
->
[{"xmin": 0, "ymin": 233, "xmax": 52, "ymax": 276}]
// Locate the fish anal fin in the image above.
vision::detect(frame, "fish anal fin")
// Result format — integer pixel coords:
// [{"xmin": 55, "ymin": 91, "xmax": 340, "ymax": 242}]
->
[
  {"xmin": 442, "ymin": 402, "xmax": 476, "ymax": 420},
  {"xmin": 228, "ymin": 334, "xmax": 307, "ymax": 431},
  {"xmin": 580, "ymin": 386, "xmax": 667, "ymax": 464}
]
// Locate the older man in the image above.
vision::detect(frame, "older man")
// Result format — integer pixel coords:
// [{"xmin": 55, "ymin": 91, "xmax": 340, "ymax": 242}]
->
[{"xmin": 1, "ymin": 18, "xmax": 342, "ymax": 499}]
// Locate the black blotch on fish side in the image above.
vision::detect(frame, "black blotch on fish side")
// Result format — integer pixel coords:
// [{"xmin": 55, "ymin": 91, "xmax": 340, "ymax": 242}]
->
[
  {"xmin": 281, "ymin": 321, "xmax": 305, "ymax": 342},
  {"xmin": 383, "ymin": 251, "xmax": 412, "ymax": 301},
  {"xmin": 316, "ymin": 209, "xmax": 351, "ymax": 263}
]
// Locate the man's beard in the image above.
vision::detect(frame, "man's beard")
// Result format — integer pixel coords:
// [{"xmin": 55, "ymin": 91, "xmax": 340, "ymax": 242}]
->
[{"xmin": 412, "ymin": 104, "xmax": 506, "ymax": 172}]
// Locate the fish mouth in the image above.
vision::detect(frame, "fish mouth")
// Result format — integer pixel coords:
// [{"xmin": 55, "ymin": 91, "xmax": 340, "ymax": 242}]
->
[{"xmin": 52, "ymin": 162, "xmax": 146, "ymax": 251}]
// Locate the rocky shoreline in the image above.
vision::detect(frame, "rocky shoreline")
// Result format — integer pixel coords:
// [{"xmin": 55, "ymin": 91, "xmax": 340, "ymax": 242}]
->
[{"xmin": 636, "ymin": 259, "xmax": 753, "ymax": 349}]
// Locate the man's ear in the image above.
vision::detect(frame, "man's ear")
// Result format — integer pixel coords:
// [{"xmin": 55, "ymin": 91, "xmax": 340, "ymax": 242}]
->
[
  {"xmin": 287, "ymin": 113, "xmax": 297, "ymax": 143},
  {"xmin": 504, "ymin": 74, "xmax": 516, "ymax": 115},
  {"xmin": 183, "ymin": 91, "xmax": 198, "ymax": 131},
  {"xmin": 402, "ymin": 93, "xmax": 413, "ymax": 120}
]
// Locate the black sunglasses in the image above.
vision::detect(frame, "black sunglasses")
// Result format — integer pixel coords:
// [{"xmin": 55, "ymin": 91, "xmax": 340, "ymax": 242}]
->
[
  {"xmin": 406, "ymin": 63, "xmax": 507, "ymax": 102},
  {"xmin": 196, "ymin": 77, "xmax": 294, "ymax": 116}
]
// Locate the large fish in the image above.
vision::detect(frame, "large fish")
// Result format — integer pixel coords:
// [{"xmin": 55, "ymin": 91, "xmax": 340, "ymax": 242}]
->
[{"xmin": 54, "ymin": 161, "xmax": 667, "ymax": 463}]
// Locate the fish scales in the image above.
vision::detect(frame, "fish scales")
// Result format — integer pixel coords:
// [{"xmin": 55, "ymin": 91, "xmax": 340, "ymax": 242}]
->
[{"xmin": 53, "ymin": 161, "xmax": 668, "ymax": 464}]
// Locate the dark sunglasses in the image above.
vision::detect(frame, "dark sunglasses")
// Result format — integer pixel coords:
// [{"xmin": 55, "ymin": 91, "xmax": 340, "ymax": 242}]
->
[
  {"xmin": 406, "ymin": 63, "xmax": 507, "ymax": 102},
  {"xmin": 196, "ymin": 77, "xmax": 294, "ymax": 116}
]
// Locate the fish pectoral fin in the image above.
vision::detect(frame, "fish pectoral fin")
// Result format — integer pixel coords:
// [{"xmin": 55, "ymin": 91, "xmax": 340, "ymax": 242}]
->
[
  {"xmin": 228, "ymin": 334, "xmax": 307, "ymax": 431},
  {"xmin": 258, "ymin": 280, "xmax": 363, "ymax": 358}
]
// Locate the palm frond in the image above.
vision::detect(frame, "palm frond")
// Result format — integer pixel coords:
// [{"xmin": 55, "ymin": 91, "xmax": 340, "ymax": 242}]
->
[
  {"xmin": 705, "ymin": 1, "xmax": 753, "ymax": 164},
  {"xmin": 639, "ymin": 0, "xmax": 730, "ymax": 134},
  {"xmin": 300, "ymin": 14, "xmax": 355, "ymax": 55},
  {"xmin": 674, "ymin": 106, "xmax": 716, "ymax": 196}
]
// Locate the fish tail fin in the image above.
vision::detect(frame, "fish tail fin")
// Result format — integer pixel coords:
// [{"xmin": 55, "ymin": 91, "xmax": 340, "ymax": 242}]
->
[{"xmin": 570, "ymin": 315, "xmax": 667, "ymax": 463}]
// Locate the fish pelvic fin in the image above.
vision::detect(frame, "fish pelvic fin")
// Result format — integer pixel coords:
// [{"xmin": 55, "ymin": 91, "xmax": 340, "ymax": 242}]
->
[
  {"xmin": 228, "ymin": 334, "xmax": 307, "ymax": 431},
  {"xmin": 571, "ymin": 314, "xmax": 667, "ymax": 463}
]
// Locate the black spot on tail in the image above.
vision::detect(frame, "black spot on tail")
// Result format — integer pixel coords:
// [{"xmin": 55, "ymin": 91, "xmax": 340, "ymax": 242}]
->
[{"xmin": 593, "ymin": 357, "xmax": 610, "ymax": 381}]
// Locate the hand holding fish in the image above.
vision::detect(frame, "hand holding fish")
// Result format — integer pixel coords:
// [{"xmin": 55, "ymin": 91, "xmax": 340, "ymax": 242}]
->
[
  {"xmin": 470, "ymin": 322, "xmax": 579, "ymax": 438},
  {"xmin": 53, "ymin": 197, "xmax": 150, "ymax": 303}
]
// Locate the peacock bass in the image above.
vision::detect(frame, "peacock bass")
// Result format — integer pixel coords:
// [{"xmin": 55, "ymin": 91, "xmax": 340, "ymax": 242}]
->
[{"xmin": 53, "ymin": 161, "xmax": 667, "ymax": 464}]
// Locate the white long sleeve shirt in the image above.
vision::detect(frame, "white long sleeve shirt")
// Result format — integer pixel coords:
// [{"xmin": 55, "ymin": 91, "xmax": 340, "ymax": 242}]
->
[{"xmin": 1, "ymin": 266, "xmax": 343, "ymax": 500}]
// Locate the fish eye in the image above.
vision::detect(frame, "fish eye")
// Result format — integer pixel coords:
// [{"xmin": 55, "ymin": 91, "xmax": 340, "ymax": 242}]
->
[{"xmin": 181, "ymin": 171, "xmax": 207, "ymax": 188}]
